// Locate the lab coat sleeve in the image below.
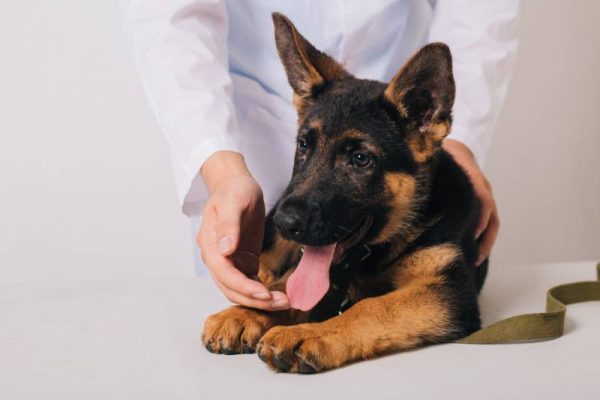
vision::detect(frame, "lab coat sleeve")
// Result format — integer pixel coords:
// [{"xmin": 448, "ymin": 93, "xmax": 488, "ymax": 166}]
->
[
  {"xmin": 428, "ymin": 0, "xmax": 519, "ymax": 165},
  {"xmin": 123, "ymin": 0, "xmax": 240, "ymax": 216}
]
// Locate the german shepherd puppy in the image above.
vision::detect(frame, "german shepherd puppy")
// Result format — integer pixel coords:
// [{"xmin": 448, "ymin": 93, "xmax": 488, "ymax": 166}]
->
[{"xmin": 202, "ymin": 13, "xmax": 488, "ymax": 373}]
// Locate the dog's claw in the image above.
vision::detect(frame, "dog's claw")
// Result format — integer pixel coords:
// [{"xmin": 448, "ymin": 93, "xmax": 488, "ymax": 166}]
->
[
  {"xmin": 273, "ymin": 355, "xmax": 292, "ymax": 372},
  {"xmin": 204, "ymin": 339, "xmax": 216, "ymax": 353},
  {"xmin": 241, "ymin": 340, "xmax": 254, "ymax": 354},
  {"xmin": 257, "ymin": 348, "xmax": 268, "ymax": 363},
  {"xmin": 298, "ymin": 360, "xmax": 317, "ymax": 374}
]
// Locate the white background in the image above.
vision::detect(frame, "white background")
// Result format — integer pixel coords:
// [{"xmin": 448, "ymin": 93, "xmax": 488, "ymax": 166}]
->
[{"xmin": 0, "ymin": 0, "xmax": 599, "ymax": 284}]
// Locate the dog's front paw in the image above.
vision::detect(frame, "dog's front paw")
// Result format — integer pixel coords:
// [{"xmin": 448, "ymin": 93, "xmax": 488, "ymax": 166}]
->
[
  {"xmin": 257, "ymin": 324, "xmax": 348, "ymax": 374},
  {"xmin": 202, "ymin": 306, "xmax": 277, "ymax": 355}
]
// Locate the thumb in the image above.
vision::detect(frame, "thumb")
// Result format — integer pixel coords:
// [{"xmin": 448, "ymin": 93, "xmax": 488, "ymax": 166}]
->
[{"xmin": 215, "ymin": 204, "xmax": 242, "ymax": 256}]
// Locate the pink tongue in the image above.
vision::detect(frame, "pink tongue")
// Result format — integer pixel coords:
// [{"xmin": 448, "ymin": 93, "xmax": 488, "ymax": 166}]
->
[{"xmin": 286, "ymin": 244, "xmax": 337, "ymax": 311}]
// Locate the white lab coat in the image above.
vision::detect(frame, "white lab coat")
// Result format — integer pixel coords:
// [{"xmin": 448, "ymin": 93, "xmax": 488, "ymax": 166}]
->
[{"xmin": 124, "ymin": 0, "xmax": 519, "ymax": 273}]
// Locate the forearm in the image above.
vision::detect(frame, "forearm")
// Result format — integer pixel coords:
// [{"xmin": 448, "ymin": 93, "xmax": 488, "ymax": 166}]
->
[{"xmin": 201, "ymin": 151, "xmax": 252, "ymax": 194}]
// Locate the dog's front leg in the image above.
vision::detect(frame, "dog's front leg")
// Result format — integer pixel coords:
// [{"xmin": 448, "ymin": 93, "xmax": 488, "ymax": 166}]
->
[{"xmin": 257, "ymin": 275, "xmax": 454, "ymax": 373}]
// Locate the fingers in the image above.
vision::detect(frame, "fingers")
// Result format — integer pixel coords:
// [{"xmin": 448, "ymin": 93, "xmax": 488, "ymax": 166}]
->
[
  {"xmin": 197, "ymin": 204, "xmax": 290, "ymax": 310},
  {"xmin": 475, "ymin": 197, "xmax": 493, "ymax": 239},
  {"xmin": 477, "ymin": 206, "xmax": 500, "ymax": 266},
  {"xmin": 475, "ymin": 179, "xmax": 494, "ymax": 239},
  {"xmin": 441, "ymin": 140, "xmax": 500, "ymax": 267},
  {"xmin": 473, "ymin": 175, "xmax": 499, "ymax": 265},
  {"xmin": 215, "ymin": 281, "xmax": 291, "ymax": 311},
  {"xmin": 202, "ymin": 232, "xmax": 270, "ymax": 299},
  {"xmin": 227, "ymin": 290, "xmax": 290, "ymax": 311},
  {"xmin": 207, "ymin": 253, "xmax": 290, "ymax": 310},
  {"xmin": 215, "ymin": 198, "xmax": 243, "ymax": 256}
]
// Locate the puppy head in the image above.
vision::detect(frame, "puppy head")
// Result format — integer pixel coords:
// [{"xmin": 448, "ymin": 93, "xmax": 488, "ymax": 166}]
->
[{"xmin": 271, "ymin": 13, "xmax": 455, "ymax": 249}]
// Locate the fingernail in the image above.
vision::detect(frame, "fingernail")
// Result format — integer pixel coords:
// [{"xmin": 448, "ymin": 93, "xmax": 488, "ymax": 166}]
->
[
  {"xmin": 218, "ymin": 236, "xmax": 233, "ymax": 254},
  {"xmin": 252, "ymin": 292, "xmax": 271, "ymax": 300},
  {"xmin": 271, "ymin": 299, "xmax": 289, "ymax": 308}
]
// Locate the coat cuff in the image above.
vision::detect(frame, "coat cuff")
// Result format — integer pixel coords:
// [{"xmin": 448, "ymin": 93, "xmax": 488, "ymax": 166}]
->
[{"xmin": 172, "ymin": 136, "xmax": 241, "ymax": 217}]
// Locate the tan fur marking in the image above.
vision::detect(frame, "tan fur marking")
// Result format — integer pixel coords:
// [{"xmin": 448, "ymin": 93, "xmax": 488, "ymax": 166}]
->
[
  {"xmin": 429, "ymin": 121, "xmax": 451, "ymax": 141},
  {"xmin": 383, "ymin": 86, "xmax": 410, "ymax": 118},
  {"xmin": 274, "ymin": 14, "xmax": 350, "ymax": 118},
  {"xmin": 393, "ymin": 244, "xmax": 459, "ymax": 288},
  {"xmin": 329, "ymin": 129, "xmax": 384, "ymax": 158},
  {"xmin": 287, "ymin": 26, "xmax": 323, "ymax": 94},
  {"xmin": 340, "ymin": 129, "xmax": 368, "ymax": 140},
  {"xmin": 406, "ymin": 121, "xmax": 450, "ymax": 163},
  {"xmin": 257, "ymin": 262, "xmax": 276, "ymax": 287},
  {"xmin": 308, "ymin": 119, "xmax": 323, "ymax": 131},
  {"xmin": 293, "ymin": 93, "xmax": 309, "ymax": 118},
  {"xmin": 373, "ymin": 172, "xmax": 417, "ymax": 243},
  {"xmin": 257, "ymin": 275, "xmax": 451, "ymax": 372}
]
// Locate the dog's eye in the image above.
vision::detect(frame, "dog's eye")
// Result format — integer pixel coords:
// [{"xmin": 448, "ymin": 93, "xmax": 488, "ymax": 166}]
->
[
  {"xmin": 352, "ymin": 152, "xmax": 371, "ymax": 168},
  {"xmin": 297, "ymin": 138, "xmax": 309, "ymax": 152}
]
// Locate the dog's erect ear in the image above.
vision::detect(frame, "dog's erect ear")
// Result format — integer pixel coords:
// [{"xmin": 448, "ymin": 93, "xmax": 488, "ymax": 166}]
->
[
  {"xmin": 383, "ymin": 43, "xmax": 455, "ymax": 162},
  {"xmin": 272, "ymin": 12, "xmax": 351, "ymax": 108}
]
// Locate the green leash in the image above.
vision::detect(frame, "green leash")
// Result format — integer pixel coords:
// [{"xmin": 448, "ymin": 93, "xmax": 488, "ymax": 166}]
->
[{"xmin": 457, "ymin": 262, "xmax": 600, "ymax": 344}]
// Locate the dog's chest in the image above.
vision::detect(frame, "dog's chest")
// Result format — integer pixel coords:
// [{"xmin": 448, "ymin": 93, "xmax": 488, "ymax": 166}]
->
[{"xmin": 308, "ymin": 244, "xmax": 395, "ymax": 322}]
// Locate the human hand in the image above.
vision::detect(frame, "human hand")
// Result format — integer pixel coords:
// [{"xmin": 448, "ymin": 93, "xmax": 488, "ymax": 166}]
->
[
  {"xmin": 197, "ymin": 152, "xmax": 290, "ymax": 310},
  {"xmin": 442, "ymin": 139, "xmax": 500, "ymax": 266}
]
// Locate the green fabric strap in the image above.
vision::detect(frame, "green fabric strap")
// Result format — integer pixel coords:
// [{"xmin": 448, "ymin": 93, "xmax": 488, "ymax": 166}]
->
[{"xmin": 457, "ymin": 262, "xmax": 600, "ymax": 344}]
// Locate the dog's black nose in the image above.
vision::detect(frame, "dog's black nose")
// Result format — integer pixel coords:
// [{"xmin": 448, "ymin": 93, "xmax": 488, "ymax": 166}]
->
[
  {"xmin": 274, "ymin": 210, "xmax": 306, "ymax": 238},
  {"xmin": 273, "ymin": 199, "xmax": 309, "ymax": 239}
]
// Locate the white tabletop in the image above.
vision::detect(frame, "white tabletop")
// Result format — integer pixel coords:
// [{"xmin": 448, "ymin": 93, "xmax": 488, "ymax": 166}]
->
[{"xmin": 1, "ymin": 260, "xmax": 598, "ymax": 400}]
